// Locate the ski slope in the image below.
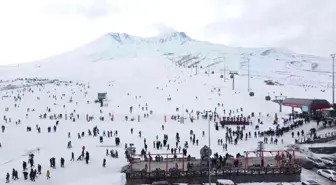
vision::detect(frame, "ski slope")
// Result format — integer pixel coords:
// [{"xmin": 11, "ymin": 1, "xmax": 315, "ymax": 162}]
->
[{"xmin": 0, "ymin": 32, "xmax": 335, "ymax": 185}]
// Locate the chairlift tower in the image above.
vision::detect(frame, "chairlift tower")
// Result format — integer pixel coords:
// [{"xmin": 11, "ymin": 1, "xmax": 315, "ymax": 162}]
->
[
  {"xmin": 274, "ymin": 95, "xmax": 287, "ymax": 112},
  {"xmin": 195, "ymin": 64, "xmax": 198, "ymax": 75},
  {"xmin": 257, "ymin": 141, "xmax": 264, "ymax": 157},
  {"xmin": 247, "ymin": 58, "xmax": 250, "ymax": 92},
  {"xmin": 223, "ymin": 65, "xmax": 227, "ymax": 82},
  {"xmin": 208, "ymin": 119, "xmax": 211, "ymax": 184},
  {"xmin": 331, "ymin": 53, "xmax": 335, "ymax": 105},
  {"xmin": 222, "ymin": 56, "xmax": 226, "ymax": 82},
  {"xmin": 229, "ymin": 71, "xmax": 238, "ymax": 90}
]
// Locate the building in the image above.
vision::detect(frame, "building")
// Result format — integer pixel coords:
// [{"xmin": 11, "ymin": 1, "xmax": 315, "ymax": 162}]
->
[
  {"xmin": 97, "ymin": 93, "xmax": 107, "ymax": 107},
  {"xmin": 97, "ymin": 93, "xmax": 107, "ymax": 100},
  {"xmin": 282, "ymin": 98, "xmax": 330, "ymax": 116}
]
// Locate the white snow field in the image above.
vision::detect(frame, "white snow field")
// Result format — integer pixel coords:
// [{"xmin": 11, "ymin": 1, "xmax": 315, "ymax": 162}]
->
[{"xmin": 0, "ymin": 32, "xmax": 335, "ymax": 185}]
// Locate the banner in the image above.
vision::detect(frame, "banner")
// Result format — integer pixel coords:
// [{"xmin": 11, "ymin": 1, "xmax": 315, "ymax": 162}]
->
[{"xmin": 302, "ymin": 106, "xmax": 309, "ymax": 112}]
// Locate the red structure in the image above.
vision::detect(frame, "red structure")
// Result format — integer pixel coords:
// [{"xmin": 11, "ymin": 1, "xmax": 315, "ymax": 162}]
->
[
  {"xmin": 244, "ymin": 149, "xmax": 296, "ymax": 169},
  {"xmin": 220, "ymin": 116, "xmax": 250, "ymax": 126},
  {"xmin": 129, "ymin": 153, "xmax": 184, "ymax": 173},
  {"xmin": 282, "ymin": 98, "xmax": 330, "ymax": 109}
]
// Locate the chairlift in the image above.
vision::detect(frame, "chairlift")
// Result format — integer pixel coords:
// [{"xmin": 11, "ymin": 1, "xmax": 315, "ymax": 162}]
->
[
  {"xmin": 249, "ymin": 92, "xmax": 254, "ymax": 97},
  {"xmin": 265, "ymin": 96, "xmax": 271, "ymax": 101}
]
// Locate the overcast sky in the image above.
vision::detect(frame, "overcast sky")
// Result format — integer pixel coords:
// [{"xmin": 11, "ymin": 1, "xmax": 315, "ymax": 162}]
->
[{"xmin": 0, "ymin": 0, "xmax": 335, "ymax": 65}]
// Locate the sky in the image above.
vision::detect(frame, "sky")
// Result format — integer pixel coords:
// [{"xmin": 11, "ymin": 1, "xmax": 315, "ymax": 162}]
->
[{"xmin": 0, "ymin": 0, "xmax": 336, "ymax": 65}]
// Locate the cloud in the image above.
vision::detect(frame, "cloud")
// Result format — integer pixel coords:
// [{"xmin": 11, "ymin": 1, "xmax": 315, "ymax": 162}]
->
[
  {"xmin": 0, "ymin": 0, "xmax": 335, "ymax": 65},
  {"xmin": 150, "ymin": 23, "xmax": 177, "ymax": 36},
  {"xmin": 202, "ymin": 0, "xmax": 336, "ymax": 56},
  {"xmin": 42, "ymin": 0, "xmax": 117, "ymax": 19}
]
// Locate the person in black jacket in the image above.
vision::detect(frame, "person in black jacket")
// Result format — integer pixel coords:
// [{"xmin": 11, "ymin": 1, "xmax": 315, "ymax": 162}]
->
[
  {"xmin": 5, "ymin": 173, "xmax": 10, "ymax": 183},
  {"xmin": 22, "ymin": 161, "xmax": 27, "ymax": 171},
  {"xmin": 37, "ymin": 164, "xmax": 42, "ymax": 175},
  {"xmin": 71, "ymin": 152, "xmax": 74, "ymax": 161},
  {"xmin": 60, "ymin": 157, "xmax": 65, "ymax": 168},
  {"xmin": 102, "ymin": 158, "xmax": 106, "ymax": 167},
  {"xmin": 23, "ymin": 171, "xmax": 28, "ymax": 180}
]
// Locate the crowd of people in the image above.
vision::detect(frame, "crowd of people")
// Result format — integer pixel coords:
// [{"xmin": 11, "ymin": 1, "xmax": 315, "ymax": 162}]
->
[{"xmin": 0, "ymin": 77, "xmax": 326, "ymax": 184}]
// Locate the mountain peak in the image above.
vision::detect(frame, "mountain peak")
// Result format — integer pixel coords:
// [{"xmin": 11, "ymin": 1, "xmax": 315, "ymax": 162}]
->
[
  {"xmin": 107, "ymin": 33, "xmax": 131, "ymax": 43},
  {"xmin": 105, "ymin": 31, "xmax": 191, "ymax": 45},
  {"xmin": 157, "ymin": 31, "xmax": 191, "ymax": 43},
  {"xmin": 160, "ymin": 31, "xmax": 189, "ymax": 39}
]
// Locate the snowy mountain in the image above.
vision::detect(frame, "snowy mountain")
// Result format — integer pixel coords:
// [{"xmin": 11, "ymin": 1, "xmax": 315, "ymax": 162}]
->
[
  {"xmin": 26, "ymin": 31, "xmax": 330, "ymax": 90},
  {"xmin": 1, "ymin": 32, "xmax": 335, "ymax": 185}
]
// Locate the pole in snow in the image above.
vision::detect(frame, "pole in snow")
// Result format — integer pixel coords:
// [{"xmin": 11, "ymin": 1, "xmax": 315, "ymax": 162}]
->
[
  {"xmin": 247, "ymin": 58, "xmax": 250, "ymax": 92},
  {"xmin": 223, "ymin": 57, "xmax": 226, "ymax": 82},
  {"xmin": 331, "ymin": 54, "xmax": 335, "ymax": 105},
  {"xmin": 208, "ymin": 119, "xmax": 211, "ymax": 184},
  {"xmin": 224, "ymin": 65, "xmax": 226, "ymax": 82},
  {"xmin": 229, "ymin": 71, "xmax": 238, "ymax": 91}
]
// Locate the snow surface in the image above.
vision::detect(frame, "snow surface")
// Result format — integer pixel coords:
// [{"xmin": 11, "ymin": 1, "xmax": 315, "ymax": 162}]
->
[{"xmin": 0, "ymin": 32, "xmax": 335, "ymax": 185}]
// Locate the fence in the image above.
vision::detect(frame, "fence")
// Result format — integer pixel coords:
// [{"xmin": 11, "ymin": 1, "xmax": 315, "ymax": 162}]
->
[
  {"xmin": 125, "ymin": 167, "xmax": 301, "ymax": 184},
  {"xmin": 296, "ymin": 131, "xmax": 336, "ymax": 144}
]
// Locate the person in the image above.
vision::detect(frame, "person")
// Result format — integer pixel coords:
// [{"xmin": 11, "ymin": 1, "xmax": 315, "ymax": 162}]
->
[
  {"xmin": 38, "ymin": 164, "xmax": 42, "ymax": 174},
  {"xmin": 46, "ymin": 170, "xmax": 50, "ymax": 179},
  {"xmin": 23, "ymin": 171, "xmax": 28, "ymax": 180},
  {"xmin": 71, "ymin": 152, "xmax": 74, "ymax": 161},
  {"xmin": 102, "ymin": 158, "xmax": 106, "ymax": 167},
  {"xmin": 5, "ymin": 173, "xmax": 10, "ymax": 183},
  {"xmin": 60, "ymin": 158, "xmax": 65, "ymax": 168}
]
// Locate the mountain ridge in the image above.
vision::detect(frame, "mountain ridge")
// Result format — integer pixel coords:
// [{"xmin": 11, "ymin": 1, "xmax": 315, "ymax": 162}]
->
[
  {"xmin": 104, "ymin": 31, "xmax": 192, "ymax": 45},
  {"xmin": 32, "ymin": 31, "xmax": 330, "ymax": 86}
]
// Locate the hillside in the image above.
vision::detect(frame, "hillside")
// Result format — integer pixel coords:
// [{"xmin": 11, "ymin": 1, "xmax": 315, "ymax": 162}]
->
[
  {"xmin": 0, "ymin": 32, "xmax": 335, "ymax": 185},
  {"xmin": 0, "ymin": 32, "xmax": 328, "ymax": 90}
]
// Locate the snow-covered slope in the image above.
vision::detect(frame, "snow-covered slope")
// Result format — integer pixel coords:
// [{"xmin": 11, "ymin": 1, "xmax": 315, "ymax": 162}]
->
[
  {"xmin": 19, "ymin": 31, "xmax": 329, "ymax": 90},
  {"xmin": 0, "ymin": 32, "xmax": 335, "ymax": 185}
]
